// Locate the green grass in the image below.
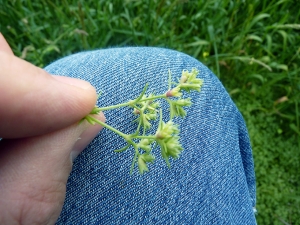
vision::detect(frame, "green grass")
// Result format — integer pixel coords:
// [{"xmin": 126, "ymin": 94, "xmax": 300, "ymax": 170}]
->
[{"xmin": 1, "ymin": 0, "xmax": 299, "ymax": 224}]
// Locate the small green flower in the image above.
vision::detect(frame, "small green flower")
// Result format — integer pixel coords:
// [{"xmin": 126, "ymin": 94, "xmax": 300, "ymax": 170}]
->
[
  {"xmin": 138, "ymin": 157, "xmax": 149, "ymax": 174},
  {"xmin": 175, "ymin": 98, "xmax": 192, "ymax": 106},
  {"xmin": 166, "ymin": 87, "xmax": 182, "ymax": 97},
  {"xmin": 138, "ymin": 138, "xmax": 154, "ymax": 152},
  {"xmin": 141, "ymin": 114, "xmax": 152, "ymax": 130},
  {"xmin": 162, "ymin": 135, "xmax": 183, "ymax": 159},
  {"xmin": 147, "ymin": 101, "xmax": 160, "ymax": 112},
  {"xmin": 179, "ymin": 68, "xmax": 203, "ymax": 92},
  {"xmin": 133, "ymin": 108, "xmax": 140, "ymax": 114},
  {"xmin": 156, "ymin": 128, "xmax": 183, "ymax": 167},
  {"xmin": 136, "ymin": 111, "xmax": 157, "ymax": 130},
  {"xmin": 155, "ymin": 115, "xmax": 183, "ymax": 167},
  {"xmin": 155, "ymin": 120, "xmax": 179, "ymax": 139},
  {"xmin": 145, "ymin": 112, "xmax": 157, "ymax": 120},
  {"xmin": 169, "ymin": 98, "xmax": 192, "ymax": 118},
  {"xmin": 138, "ymin": 153, "xmax": 155, "ymax": 174},
  {"xmin": 132, "ymin": 94, "xmax": 159, "ymax": 130},
  {"xmin": 179, "ymin": 70, "xmax": 189, "ymax": 83},
  {"xmin": 180, "ymin": 83, "xmax": 202, "ymax": 92}
]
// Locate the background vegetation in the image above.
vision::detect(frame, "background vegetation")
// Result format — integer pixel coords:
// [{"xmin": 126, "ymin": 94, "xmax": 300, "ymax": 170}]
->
[{"xmin": 0, "ymin": 0, "xmax": 299, "ymax": 224}]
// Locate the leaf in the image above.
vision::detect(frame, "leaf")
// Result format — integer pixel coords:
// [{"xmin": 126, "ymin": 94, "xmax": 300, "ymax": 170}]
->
[
  {"xmin": 248, "ymin": 74, "xmax": 265, "ymax": 84},
  {"xmin": 184, "ymin": 40, "xmax": 210, "ymax": 47},
  {"xmin": 274, "ymin": 24, "xmax": 300, "ymax": 30},
  {"xmin": 250, "ymin": 13, "xmax": 270, "ymax": 28},
  {"xmin": 270, "ymin": 62, "xmax": 288, "ymax": 71},
  {"xmin": 290, "ymin": 124, "xmax": 300, "ymax": 136},
  {"xmin": 247, "ymin": 34, "xmax": 263, "ymax": 42},
  {"xmin": 224, "ymin": 56, "xmax": 272, "ymax": 71}
]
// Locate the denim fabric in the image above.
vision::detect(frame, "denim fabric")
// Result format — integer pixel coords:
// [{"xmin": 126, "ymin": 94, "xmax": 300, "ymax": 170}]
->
[{"xmin": 45, "ymin": 47, "xmax": 256, "ymax": 225}]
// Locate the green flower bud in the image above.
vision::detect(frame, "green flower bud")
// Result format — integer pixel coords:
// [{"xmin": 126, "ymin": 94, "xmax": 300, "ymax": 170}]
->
[
  {"xmin": 147, "ymin": 112, "xmax": 157, "ymax": 120},
  {"xmin": 138, "ymin": 153, "xmax": 155, "ymax": 174},
  {"xmin": 140, "ymin": 138, "xmax": 152, "ymax": 146},
  {"xmin": 165, "ymin": 136, "xmax": 183, "ymax": 158},
  {"xmin": 180, "ymin": 70, "xmax": 189, "ymax": 83},
  {"xmin": 156, "ymin": 135, "xmax": 183, "ymax": 167},
  {"xmin": 148, "ymin": 101, "xmax": 160, "ymax": 112},
  {"xmin": 133, "ymin": 108, "xmax": 140, "ymax": 114},
  {"xmin": 142, "ymin": 116, "xmax": 152, "ymax": 130},
  {"xmin": 138, "ymin": 156, "xmax": 149, "ymax": 174},
  {"xmin": 178, "ymin": 68, "xmax": 203, "ymax": 92},
  {"xmin": 155, "ymin": 118, "xmax": 183, "ymax": 166},
  {"xmin": 166, "ymin": 87, "xmax": 182, "ymax": 97},
  {"xmin": 138, "ymin": 139, "xmax": 154, "ymax": 152},
  {"xmin": 155, "ymin": 121, "xmax": 179, "ymax": 139},
  {"xmin": 175, "ymin": 98, "xmax": 192, "ymax": 107},
  {"xmin": 169, "ymin": 98, "xmax": 192, "ymax": 118},
  {"xmin": 180, "ymin": 83, "xmax": 202, "ymax": 92},
  {"xmin": 171, "ymin": 104, "xmax": 187, "ymax": 118},
  {"xmin": 141, "ymin": 153, "xmax": 155, "ymax": 163}
]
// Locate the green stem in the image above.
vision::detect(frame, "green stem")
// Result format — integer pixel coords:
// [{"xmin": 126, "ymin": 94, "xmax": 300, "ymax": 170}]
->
[
  {"xmin": 135, "ymin": 83, "xmax": 149, "ymax": 102},
  {"xmin": 139, "ymin": 94, "xmax": 166, "ymax": 102},
  {"xmin": 85, "ymin": 115, "xmax": 128, "ymax": 139},
  {"xmin": 133, "ymin": 105, "xmax": 143, "ymax": 112},
  {"xmin": 97, "ymin": 102, "xmax": 134, "ymax": 111},
  {"xmin": 115, "ymin": 144, "xmax": 130, "ymax": 153},
  {"xmin": 135, "ymin": 135, "xmax": 156, "ymax": 139},
  {"xmin": 95, "ymin": 84, "xmax": 150, "ymax": 111},
  {"xmin": 134, "ymin": 118, "xmax": 143, "ymax": 135},
  {"xmin": 130, "ymin": 146, "xmax": 139, "ymax": 175},
  {"xmin": 97, "ymin": 94, "xmax": 166, "ymax": 111},
  {"xmin": 165, "ymin": 98, "xmax": 174, "ymax": 119}
]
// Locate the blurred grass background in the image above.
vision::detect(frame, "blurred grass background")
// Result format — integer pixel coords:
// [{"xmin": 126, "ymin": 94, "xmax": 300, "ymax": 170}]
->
[{"xmin": 0, "ymin": 0, "xmax": 299, "ymax": 224}]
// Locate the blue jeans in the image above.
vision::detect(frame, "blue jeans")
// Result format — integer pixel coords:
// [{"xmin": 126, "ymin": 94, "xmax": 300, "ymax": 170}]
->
[{"xmin": 45, "ymin": 47, "xmax": 256, "ymax": 225}]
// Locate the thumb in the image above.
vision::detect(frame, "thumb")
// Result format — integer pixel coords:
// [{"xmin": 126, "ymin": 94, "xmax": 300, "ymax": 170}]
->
[
  {"xmin": 0, "ymin": 33, "xmax": 14, "ymax": 55},
  {"xmin": 0, "ymin": 114, "xmax": 104, "ymax": 224},
  {"xmin": 0, "ymin": 51, "xmax": 97, "ymax": 138}
]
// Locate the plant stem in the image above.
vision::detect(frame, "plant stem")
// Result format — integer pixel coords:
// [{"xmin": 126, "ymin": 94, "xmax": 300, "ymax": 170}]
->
[
  {"xmin": 135, "ymin": 135, "xmax": 156, "ymax": 139},
  {"xmin": 96, "ymin": 94, "xmax": 166, "ymax": 111},
  {"xmin": 139, "ymin": 94, "xmax": 166, "ymax": 102},
  {"xmin": 130, "ymin": 146, "xmax": 139, "ymax": 174},
  {"xmin": 97, "ymin": 102, "xmax": 134, "ymax": 111},
  {"xmin": 134, "ymin": 118, "xmax": 143, "ymax": 135},
  {"xmin": 85, "ymin": 115, "xmax": 128, "ymax": 139}
]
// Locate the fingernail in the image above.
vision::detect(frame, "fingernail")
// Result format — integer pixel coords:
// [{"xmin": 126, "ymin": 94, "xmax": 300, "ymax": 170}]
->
[
  {"xmin": 70, "ymin": 113, "xmax": 105, "ymax": 162},
  {"xmin": 52, "ymin": 75, "xmax": 93, "ymax": 90}
]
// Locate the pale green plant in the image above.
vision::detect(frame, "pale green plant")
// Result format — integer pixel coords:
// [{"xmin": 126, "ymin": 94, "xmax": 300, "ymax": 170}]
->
[{"xmin": 82, "ymin": 68, "xmax": 203, "ymax": 174}]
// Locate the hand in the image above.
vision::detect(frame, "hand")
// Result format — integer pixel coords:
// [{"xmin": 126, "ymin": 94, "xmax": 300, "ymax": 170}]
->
[{"xmin": 0, "ymin": 33, "xmax": 105, "ymax": 224}]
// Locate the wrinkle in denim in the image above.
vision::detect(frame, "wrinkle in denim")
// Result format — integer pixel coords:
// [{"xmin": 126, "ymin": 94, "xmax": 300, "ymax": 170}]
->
[{"xmin": 45, "ymin": 47, "xmax": 256, "ymax": 225}]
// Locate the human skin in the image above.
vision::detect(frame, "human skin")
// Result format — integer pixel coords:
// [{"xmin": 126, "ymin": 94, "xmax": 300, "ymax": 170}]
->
[{"xmin": 0, "ymin": 33, "xmax": 105, "ymax": 224}]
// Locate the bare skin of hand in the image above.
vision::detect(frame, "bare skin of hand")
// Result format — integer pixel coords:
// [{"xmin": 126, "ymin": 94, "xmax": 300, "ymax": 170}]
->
[{"xmin": 0, "ymin": 33, "xmax": 105, "ymax": 225}]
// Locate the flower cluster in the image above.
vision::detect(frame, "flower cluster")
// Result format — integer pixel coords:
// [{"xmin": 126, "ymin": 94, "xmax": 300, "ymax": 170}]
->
[
  {"xmin": 178, "ymin": 68, "xmax": 203, "ymax": 92},
  {"xmin": 169, "ymin": 98, "xmax": 192, "ymax": 118},
  {"xmin": 137, "ymin": 153, "xmax": 155, "ymax": 174},
  {"xmin": 164, "ymin": 68, "xmax": 202, "ymax": 119},
  {"xmin": 82, "ymin": 68, "xmax": 203, "ymax": 175},
  {"xmin": 155, "ymin": 119, "xmax": 183, "ymax": 167},
  {"xmin": 137, "ymin": 138, "xmax": 153, "ymax": 152},
  {"xmin": 133, "ymin": 94, "xmax": 159, "ymax": 130}
]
